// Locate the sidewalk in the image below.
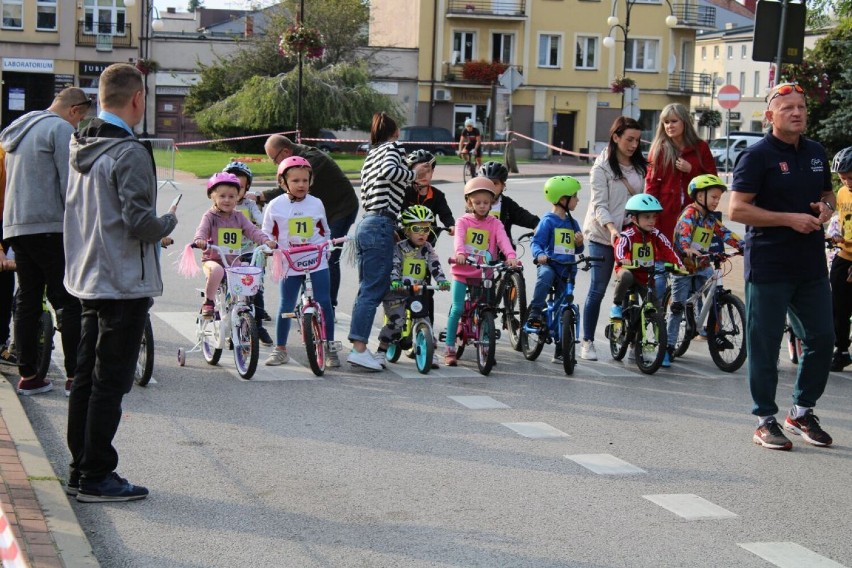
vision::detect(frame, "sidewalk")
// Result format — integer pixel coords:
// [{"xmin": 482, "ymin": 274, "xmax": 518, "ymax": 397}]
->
[{"xmin": 0, "ymin": 372, "xmax": 99, "ymax": 568}]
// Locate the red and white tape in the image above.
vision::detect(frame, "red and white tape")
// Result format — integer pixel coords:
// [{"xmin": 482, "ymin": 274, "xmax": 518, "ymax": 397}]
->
[
  {"xmin": 174, "ymin": 130, "xmax": 298, "ymax": 148},
  {"xmin": 0, "ymin": 509, "xmax": 29, "ymax": 568}
]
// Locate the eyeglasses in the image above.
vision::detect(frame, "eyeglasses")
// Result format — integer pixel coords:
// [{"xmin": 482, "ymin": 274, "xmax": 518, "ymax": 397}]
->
[
  {"xmin": 767, "ymin": 83, "xmax": 805, "ymax": 105},
  {"xmin": 407, "ymin": 225, "xmax": 431, "ymax": 234},
  {"xmin": 270, "ymin": 147, "xmax": 288, "ymax": 164}
]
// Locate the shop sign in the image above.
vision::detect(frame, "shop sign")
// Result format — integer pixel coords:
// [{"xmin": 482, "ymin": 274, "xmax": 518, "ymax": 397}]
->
[{"xmin": 2, "ymin": 58, "xmax": 54, "ymax": 73}]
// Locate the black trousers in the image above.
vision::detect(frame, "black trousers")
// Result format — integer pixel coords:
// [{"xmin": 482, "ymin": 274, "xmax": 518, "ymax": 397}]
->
[
  {"xmin": 830, "ymin": 255, "xmax": 852, "ymax": 352},
  {"xmin": 8, "ymin": 233, "xmax": 81, "ymax": 378},
  {"xmin": 67, "ymin": 297, "xmax": 149, "ymax": 483}
]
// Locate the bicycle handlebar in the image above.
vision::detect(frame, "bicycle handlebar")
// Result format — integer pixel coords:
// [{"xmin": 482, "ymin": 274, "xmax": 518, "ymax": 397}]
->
[
  {"xmin": 535, "ymin": 254, "xmax": 604, "ymax": 271},
  {"xmin": 448, "ymin": 256, "xmax": 520, "ymax": 270},
  {"xmin": 516, "ymin": 231, "xmax": 535, "ymax": 242},
  {"xmin": 617, "ymin": 261, "xmax": 688, "ymax": 275}
]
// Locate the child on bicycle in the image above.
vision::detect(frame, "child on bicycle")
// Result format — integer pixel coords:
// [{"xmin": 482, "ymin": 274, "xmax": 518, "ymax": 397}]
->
[
  {"xmin": 829, "ymin": 146, "xmax": 852, "ymax": 371},
  {"xmin": 445, "ymin": 177, "xmax": 519, "ymax": 366},
  {"xmin": 526, "ymin": 176, "xmax": 585, "ymax": 361},
  {"xmin": 666, "ymin": 174, "xmax": 744, "ymax": 367},
  {"xmin": 223, "ymin": 160, "xmax": 273, "ymax": 347},
  {"xmin": 378, "ymin": 205, "xmax": 451, "ymax": 368},
  {"xmin": 193, "ymin": 172, "xmax": 276, "ymax": 318},
  {"xmin": 611, "ymin": 194, "xmax": 683, "ymax": 347},
  {"xmin": 261, "ymin": 156, "xmax": 337, "ymax": 367},
  {"xmin": 403, "ymin": 150, "xmax": 456, "ymax": 242},
  {"xmin": 477, "ymin": 161, "xmax": 539, "ymax": 248}
]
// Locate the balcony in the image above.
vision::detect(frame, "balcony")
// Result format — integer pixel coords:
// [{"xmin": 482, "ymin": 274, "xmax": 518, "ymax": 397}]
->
[
  {"xmin": 76, "ymin": 21, "xmax": 133, "ymax": 51},
  {"xmin": 447, "ymin": 0, "xmax": 526, "ymax": 18},
  {"xmin": 667, "ymin": 71, "xmax": 712, "ymax": 96},
  {"xmin": 670, "ymin": 3, "xmax": 715, "ymax": 28}
]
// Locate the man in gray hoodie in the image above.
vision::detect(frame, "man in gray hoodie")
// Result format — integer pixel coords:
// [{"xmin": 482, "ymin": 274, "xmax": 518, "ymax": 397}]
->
[{"xmin": 0, "ymin": 87, "xmax": 91, "ymax": 396}]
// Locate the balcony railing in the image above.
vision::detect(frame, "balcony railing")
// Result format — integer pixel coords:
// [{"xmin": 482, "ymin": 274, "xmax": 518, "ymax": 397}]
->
[
  {"xmin": 668, "ymin": 71, "xmax": 712, "ymax": 96},
  {"xmin": 447, "ymin": 0, "xmax": 526, "ymax": 17},
  {"xmin": 670, "ymin": 3, "xmax": 716, "ymax": 28},
  {"xmin": 76, "ymin": 21, "xmax": 133, "ymax": 50}
]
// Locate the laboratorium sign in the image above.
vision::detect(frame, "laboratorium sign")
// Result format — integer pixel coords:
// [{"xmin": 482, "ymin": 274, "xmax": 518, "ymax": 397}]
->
[{"xmin": 2, "ymin": 58, "xmax": 55, "ymax": 73}]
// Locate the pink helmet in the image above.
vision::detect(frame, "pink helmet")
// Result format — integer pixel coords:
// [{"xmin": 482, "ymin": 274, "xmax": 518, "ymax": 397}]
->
[
  {"xmin": 277, "ymin": 156, "xmax": 313, "ymax": 185},
  {"xmin": 206, "ymin": 172, "xmax": 241, "ymax": 196}
]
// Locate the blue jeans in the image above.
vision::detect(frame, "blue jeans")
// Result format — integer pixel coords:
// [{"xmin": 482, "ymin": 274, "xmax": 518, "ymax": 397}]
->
[
  {"xmin": 348, "ymin": 214, "xmax": 395, "ymax": 344},
  {"xmin": 745, "ymin": 277, "xmax": 834, "ymax": 417},
  {"xmin": 582, "ymin": 241, "xmax": 614, "ymax": 341},
  {"xmin": 666, "ymin": 267, "xmax": 712, "ymax": 347},
  {"xmin": 276, "ymin": 269, "xmax": 333, "ymax": 347},
  {"xmin": 529, "ymin": 264, "xmax": 574, "ymax": 318},
  {"xmin": 328, "ymin": 208, "xmax": 357, "ymax": 308}
]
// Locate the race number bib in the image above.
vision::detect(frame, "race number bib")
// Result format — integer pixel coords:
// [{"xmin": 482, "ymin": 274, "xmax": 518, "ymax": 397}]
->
[
  {"xmin": 217, "ymin": 228, "xmax": 242, "ymax": 255},
  {"xmin": 844, "ymin": 214, "xmax": 852, "ymax": 241},
  {"xmin": 632, "ymin": 243, "xmax": 654, "ymax": 267},
  {"xmin": 488, "ymin": 209, "xmax": 501, "ymax": 219},
  {"xmin": 691, "ymin": 227, "xmax": 713, "ymax": 252},
  {"xmin": 553, "ymin": 229, "xmax": 575, "ymax": 255},
  {"xmin": 465, "ymin": 228, "xmax": 489, "ymax": 255},
  {"xmin": 402, "ymin": 257, "xmax": 427, "ymax": 283},
  {"xmin": 288, "ymin": 216, "xmax": 314, "ymax": 239}
]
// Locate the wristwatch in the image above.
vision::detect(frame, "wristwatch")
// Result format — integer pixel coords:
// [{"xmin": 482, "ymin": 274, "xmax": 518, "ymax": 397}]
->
[{"xmin": 821, "ymin": 200, "xmax": 834, "ymax": 212}]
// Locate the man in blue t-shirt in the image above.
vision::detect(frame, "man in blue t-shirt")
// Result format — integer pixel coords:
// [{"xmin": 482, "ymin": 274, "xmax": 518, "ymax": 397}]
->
[{"xmin": 729, "ymin": 82, "xmax": 836, "ymax": 451}]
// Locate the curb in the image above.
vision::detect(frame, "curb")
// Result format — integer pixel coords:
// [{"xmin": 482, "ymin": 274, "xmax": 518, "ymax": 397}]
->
[{"xmin": 0, "ymin": 379, "xmax": 100, "ymax": 567}]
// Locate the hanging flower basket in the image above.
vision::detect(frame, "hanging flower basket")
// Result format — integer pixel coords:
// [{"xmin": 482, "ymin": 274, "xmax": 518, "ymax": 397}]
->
[
  {"xmin": 135, "ymin": 58, "xmax": 159, "ymax": 76},
  {"xmin": 610, "ymin": 76, "xmax": 636, "ymax": 93},
  {"xmin": 278, "ymin": 24, "xmax": 325, "ymax": 60}
]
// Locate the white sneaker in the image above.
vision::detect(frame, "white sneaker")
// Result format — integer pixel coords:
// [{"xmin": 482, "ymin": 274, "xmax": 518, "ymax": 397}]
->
[
  {"xmin": 580, "ymin": 340, "xmax": 598, "ymax": 361},
  {"xmin": 374, "ymin": 350, "xmax": 388, "ymax": 368},
  {"xmin": 431, "ymin": 353, "xmax": 440, "ymax": 369},
  {"xmin": 264, "ymin": 349, "xmax": 289, "ymax": 366},
  {"xmin": 626, "ymin": 345, "xmax": 636, "ymax": 361},
  {"xmin": 347, "ymin": 348, "xmax": 383, "ymax": 371}
]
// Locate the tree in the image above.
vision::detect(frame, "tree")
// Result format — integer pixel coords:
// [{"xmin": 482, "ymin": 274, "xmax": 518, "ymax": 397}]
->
[
  {"xmin": 806, "ymin": 0, "xmax": 852, "ymax": 28},
  {"xmin": 815, "ymin": 68, "xmax": 852, "ymax": 153},
  {"xmin": 278, "ymin": 0, "xmax": 369, "ymax": 65},
  {"xmin": 187, "ymin": 0, "xmax": 203, "ymax": 12}
]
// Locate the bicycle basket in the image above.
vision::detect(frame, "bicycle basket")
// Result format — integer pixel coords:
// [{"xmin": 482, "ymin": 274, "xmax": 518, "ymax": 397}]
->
[{"xmin": 226, "ymin": 265, "xmax": 263, "ymax": 296}]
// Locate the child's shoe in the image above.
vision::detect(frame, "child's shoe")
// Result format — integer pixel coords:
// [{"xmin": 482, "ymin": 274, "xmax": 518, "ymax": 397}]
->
[
  {"xmin": 443, "ymin": 346, "xmax": 457, "ymax": 367},
  {"xmin": 431, "ymin": 353, "xmax": 440, "ymax": 369},
  {"xmin": 525, "ymin": 312, "xmax": 542, "ymax": 330},
  {"xmin": 661, "ymin": 348, "xmax": 672, "ymax": 368},
  {"xmin": 257, "ymin": 326, "xmax": 273, "ymax": 347},
  {"xmin": 830, "ymin": 349, "xmax": 851, "ymax": 371},
  {"xmin": 609, "ymin": 305, "xmax": 623, "ymax": 320},
  {"xmin": 201, "ymin": 300, "xmax": 215, "ymax": 318},
  {"xmin": 325, "ymin": 342, "xmax": 341, "ymax": 368},
  {"xmin": 264, "ymin": 348, "xmax": 289, "ymax": 366}
]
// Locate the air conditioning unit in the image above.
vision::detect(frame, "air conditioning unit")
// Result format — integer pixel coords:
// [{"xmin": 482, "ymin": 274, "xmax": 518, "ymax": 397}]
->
[{"xmin": 434, "ymin": 88, "xmax": 451, "ymax": 101}]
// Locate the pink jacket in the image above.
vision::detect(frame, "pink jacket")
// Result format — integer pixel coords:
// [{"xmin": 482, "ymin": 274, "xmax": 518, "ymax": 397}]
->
[
  {"xmin": 451, "ymin": 213, "xmax": 517, "ymax": 282},
  {"xmin": 194, "ymin": 207, "xmax": 271, "ymax": 264}
]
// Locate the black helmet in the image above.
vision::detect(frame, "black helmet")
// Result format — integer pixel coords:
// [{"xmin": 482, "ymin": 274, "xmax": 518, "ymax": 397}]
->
[
  {"xmin": 404, "ymin": 149, "xmax": 436, "ymax": 169},
  {"xmin": 477, "ymin": 161, "xmax": 509, "ymax": 183},
  {"xmin": 831, "ymin": 146, "xmax": 852, "ymax": 174}
]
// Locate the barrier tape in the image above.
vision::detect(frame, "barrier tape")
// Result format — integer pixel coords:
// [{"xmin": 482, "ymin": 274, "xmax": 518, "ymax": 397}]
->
[
  {"xmin": 507, "ymin": 131, "xmax": 599, "ymax": 159},
  {"xmin": 0, "ymin": 509, "xmax": 29, "ymax": 568},
  {"xmin": 174, "ymin": 130, "xmax": 298, "ymax": 148}
]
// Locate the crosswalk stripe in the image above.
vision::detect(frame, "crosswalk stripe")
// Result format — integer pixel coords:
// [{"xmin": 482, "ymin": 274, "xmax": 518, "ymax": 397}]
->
[
  {"xmin": 737, "ymin": 542, "xmax": 847, "ymax": 568},
  {"xmin": 502, "ymin": 422, "xmax": 569, "ymax": 438},
  {"xmin": 643, "ymin": 494, "xmax": 737, "ymax": 520},
  {"xmin": 565, "ymin": 454, "xmax": 646, "ymax": 475},
  {"xmin": 449, "ymin": 395, "xmax": 510, "ymax": 409}
]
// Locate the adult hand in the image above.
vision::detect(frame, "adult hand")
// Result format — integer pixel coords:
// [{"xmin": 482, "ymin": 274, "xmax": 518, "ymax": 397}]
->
[
  {"xmin": 810, "ymin": 201, "xmax": 833, "ymax": 224},
  {"xmin": 675, "ymin": 157, "xmax": 692, "ymax": 174},
  {"xmin": 447, "ymin": 225, "xmax": 456, "ymax": 236},
  {"xmin": 788, "ymin": 212, "xmax": 824, "ymax": 234},
  {"xmin": 244, "ymin": 192, "xmax": 259, "ymax": 202}
]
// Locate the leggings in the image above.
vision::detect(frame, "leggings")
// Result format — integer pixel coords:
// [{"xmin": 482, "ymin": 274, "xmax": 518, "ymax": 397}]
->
[{"xmin": 445, "ymin": 280, "xmax": 469, "ymax": 347}]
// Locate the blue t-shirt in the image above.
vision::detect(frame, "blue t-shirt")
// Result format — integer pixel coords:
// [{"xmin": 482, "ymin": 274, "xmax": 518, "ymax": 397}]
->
[
  {"xmin": 531, "ymin": 211, "xmax": 584, "ymax": 278},
  {"xmin": 731, "ymin": 133, "xmax": 831, "ymax": 283}
]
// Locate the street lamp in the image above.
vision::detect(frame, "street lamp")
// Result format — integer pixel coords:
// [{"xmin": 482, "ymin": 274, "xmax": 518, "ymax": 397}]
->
[
  {"xmin": 123, "ymin": 0, "xmax": 164, "ymax": 137},
  {"xmin": 603, "ymin": 0, "xmax": 678, "ymax": 77}
]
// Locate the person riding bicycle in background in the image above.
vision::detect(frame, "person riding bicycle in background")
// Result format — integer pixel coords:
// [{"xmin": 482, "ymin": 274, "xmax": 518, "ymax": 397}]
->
[
  {"xmin": 377, "ymin": 205, "xmax": 451, "ymax": 368},
  {"xmin": 458, "ymin": 118, "xmax": 482, "ymax": 170},
  {"xmin": 223, "ymin": 160, "xmax": 273, "ymax": 347},
  {"xmin": 445, "ymin": 177, "xmax": 519, "ymax": 366},
  {"xmin": 403, "ymin": 150, "xmax": 455, "ymax": 243},
  {"xmin": 477, "ymin": 161, "xmax": 540, "ymax": 247},
  {"xmin": 828, "ymin": 146, "xmax": 852, "ymax": 372},
  {"xmin": 611, "ymin": 194, "xmax": 684, "ymax": 334},
  {"xmin": 665, "ymin": 174, "xmax": 744, "ymax": 368},
  {"xmin": 261, "ymin": 156, "xmax": 336, "ymax": 367},
  {"xmin": 525, "ymin": 176, "xmax": 585, "ymax": 362}
]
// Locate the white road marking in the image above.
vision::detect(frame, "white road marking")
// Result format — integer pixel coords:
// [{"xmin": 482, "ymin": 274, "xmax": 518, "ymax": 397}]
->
[
  {"xmin": 738, "ymin": 542, "xmax": 848, "ymax": 568},
  {"xmin": 502, "ymin": 422, "xmax": 569, "ymax": 438},
  {"xmin": 449, "ymin": 395, "xmax": 510, "ymax": 409},
  {"xmin": 643, "ymin": 494, "xmax": 737, "ymax": 520},
  {"xmin": 565, "ymin": 454, "xmax": 646, "ymax": 475}
]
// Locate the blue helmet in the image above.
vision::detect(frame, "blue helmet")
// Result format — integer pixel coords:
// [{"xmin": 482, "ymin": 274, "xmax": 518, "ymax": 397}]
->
[
  {"xmin": 223, "ymin": 161, "xmax": 253, "ymax": 189},
  {"xmin": 625, "ymin": 193, "xmax": 663, "ymax": 215}
]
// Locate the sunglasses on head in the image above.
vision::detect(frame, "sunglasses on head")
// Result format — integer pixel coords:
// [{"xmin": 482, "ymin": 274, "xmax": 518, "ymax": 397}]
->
[
  {"xmin": 767, "ymin": 83, "xmax": 804, "ymax": 104},
  {"xmin": 407, "ymin": 225, "xmax": 431, "ymax": 234},
  {"xmin": 72, "ymin": 99, "xmax": 92, "ymax": 108}
]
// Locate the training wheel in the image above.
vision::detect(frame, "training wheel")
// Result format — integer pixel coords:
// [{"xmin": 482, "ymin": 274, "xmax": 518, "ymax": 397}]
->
[{"xmin": 177, "ymin": 348, "xmax": 186, "ymax": 366}]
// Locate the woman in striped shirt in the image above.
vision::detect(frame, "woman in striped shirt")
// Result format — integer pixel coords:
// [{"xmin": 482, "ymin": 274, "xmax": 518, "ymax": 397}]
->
[{"xmin": 347, "ymin": 112, "xmax": 431, "ymax": 370}]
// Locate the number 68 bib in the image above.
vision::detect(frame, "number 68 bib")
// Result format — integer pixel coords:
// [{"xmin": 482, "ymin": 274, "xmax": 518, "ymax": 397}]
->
[{"xmin": 632, "ymin": 243, "xmax": 654, "ymax": 267}]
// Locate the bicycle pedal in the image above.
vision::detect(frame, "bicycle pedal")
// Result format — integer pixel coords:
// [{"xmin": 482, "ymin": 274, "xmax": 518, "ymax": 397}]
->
[{"xmin": 494, "ymin": 329, "xmax": 501, "ymax": 340}]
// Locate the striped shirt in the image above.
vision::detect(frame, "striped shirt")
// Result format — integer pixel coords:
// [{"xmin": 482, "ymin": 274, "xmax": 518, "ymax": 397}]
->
[{"xmin": 360, "ymin": 141, "xmax": 415, "ymax": 215}]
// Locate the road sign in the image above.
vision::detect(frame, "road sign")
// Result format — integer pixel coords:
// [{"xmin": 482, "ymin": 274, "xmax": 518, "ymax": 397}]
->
[
  {"xmin": 717, "ymin": 85, "xmax": 741, "ymax": 109},
  {"xmin": 498, "ymin": 67, "xmax": 524, "ymax": 92}
]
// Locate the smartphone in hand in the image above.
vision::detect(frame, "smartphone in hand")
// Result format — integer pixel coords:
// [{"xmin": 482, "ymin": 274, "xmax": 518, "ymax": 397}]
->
[{"xmin": 170, "ymin": 194, "xmax": 183, "ymax": 209}]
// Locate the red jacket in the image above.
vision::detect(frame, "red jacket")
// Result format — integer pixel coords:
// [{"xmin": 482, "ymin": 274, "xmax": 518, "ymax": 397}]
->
[
  {"xmin": 645, "ymin": 140, "xmax": 716, "ymax": 241},
  {"xmin": 614, "ymin": 224, "xmax": 683, "ymax": 285}
]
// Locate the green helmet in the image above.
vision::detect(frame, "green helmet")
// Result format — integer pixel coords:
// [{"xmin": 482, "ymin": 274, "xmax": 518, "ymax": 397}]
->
[
  {"xmin": 543, "ymin": 176, "xmax": 581, "ymax": 205},
  {"xmin": 688, "ymin": 174, "xmax": 727, "ymax": 199},
  {"xmin": 400, "ymin": 204, "xmax": 435, "ymax": 226},
  {"xmin": 624, "ymin": 193, "xmax": 663, "ymax": 215}
]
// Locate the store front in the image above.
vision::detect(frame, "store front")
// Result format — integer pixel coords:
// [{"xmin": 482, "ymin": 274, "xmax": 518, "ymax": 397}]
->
[{"xmin": 1, "ymin": 58, "xmax": 56, "ymax": 129}]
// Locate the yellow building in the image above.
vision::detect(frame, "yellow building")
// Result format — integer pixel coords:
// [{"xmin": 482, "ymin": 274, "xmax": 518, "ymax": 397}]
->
[{"xmin": 370, "ymin": 0, "xmax": 713, "ymax": 157}]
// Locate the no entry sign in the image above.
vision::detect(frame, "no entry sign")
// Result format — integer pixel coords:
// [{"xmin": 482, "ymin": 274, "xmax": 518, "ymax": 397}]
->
[{"xmin": 717, "ymin": 85, "xmax": 741, "ymax": 110}]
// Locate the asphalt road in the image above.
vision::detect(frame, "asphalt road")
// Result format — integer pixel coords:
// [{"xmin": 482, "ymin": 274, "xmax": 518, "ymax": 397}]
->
[{"xmin": 18, "ymin": 175, "xmax": 852, "ymax": 568}]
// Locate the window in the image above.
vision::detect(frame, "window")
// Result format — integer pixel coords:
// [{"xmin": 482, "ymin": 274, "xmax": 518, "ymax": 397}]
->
[
  {"xmin": 453, "ymin": 31, "xmax": 475, "ymax": 64},
  {"xmin": 727, "ymin": 45, "xmax": 733, "ymax": 59},
  {"xmin": 741, "ymin": 44, "xmax": 747, "ymax": 59},
  {"xmin": 739, "ymin": 71, "xmax": 745, "ymax": 92},
  {"xmin": 538, "ymin": 34, "xmax": 562, "ymax": 68},
  {"xmin": 725, "ymin": 71, "xmax": 732, "ymax": 85},
  {"xmin": 575, "ymin": 36, "xmax": 597, "ymax": 69},
  {"xmin": 713, "ymin": 46, "xmax": 720, "ymax": 59},
  {"xmin": 492, "ymin": 33, "xmax": 514, "ymax": 64},
  {"xmin": 83, "ymin": 0, "xmax": 127, "ymax": 35},
  {"xmin": 701, "ymin": 46, "xmax": 706, "ymax": 60},
  {"xmin": 2, "ymin": 0, "xmax": 23, "ymax": 29},
  {"xmin": 626, "ymin": 39, "xmax": 659, "ymax": 71},
  {"xmin": 753, "ymin": 71, "xmax": 760, "ymax": 97},
  {"xmin": 36, "ymin": 0, "xmax": 56, "ymax": 31}
]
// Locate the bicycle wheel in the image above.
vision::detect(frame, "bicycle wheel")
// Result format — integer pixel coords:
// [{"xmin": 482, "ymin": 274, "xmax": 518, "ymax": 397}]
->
[
  {"xmin": 134, "ymin": 317, "xmax": 155, "ymax": 386},
  {"xmin": 413, "ymin": 321, "xmax": 434, "ymax": 375},
  {"xmin": 663, "ymin": 288, "xmax": 692, "ymax": 358},
  {"xmin": 462, "ymin": 160, "xmax": 473, "ymax": 182},
  {"xmin": 476, "ymin": 310, "xmax": 496, "ymax": 375},
  {"xmin": 201, "ymin": 317, "xmax": 222, "ymax": 365},
  {"xmin": 233, "ymin": 311, "xmax": 259, "ymax": 379},
  {"xmin": 34, "ymin": 311, "xmax": 54, "ymax": 381},
  {"xmin": 302, "ymin": 312, "xmax": 325, "ymax": 376},
  {"xmin": 503, "ymin": 271, "xmax": 527, "ymax": 351},
  {"xmin": 607, "ymin": 318, "xmax": 630, "ymax": 361},
  {"xmin": 386, "ymin": 343, "xmax": 402, "ymax": 363},
  {"xmin": 707, "ymin": 293, "xmax": 747, "ymax": 373},
  {"xmin": 561, "ymin": 310, "xmax": 576, "ymax": 375},
  {"xmin": 634, "ymin": 310, "xmax": 667, "ymax": 375}
]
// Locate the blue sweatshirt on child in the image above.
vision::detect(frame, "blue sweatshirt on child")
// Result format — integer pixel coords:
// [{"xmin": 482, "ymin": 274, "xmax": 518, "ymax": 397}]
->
[{"xmin": 531, "ymin": 212, "xmax": 584, "ymax": 278}]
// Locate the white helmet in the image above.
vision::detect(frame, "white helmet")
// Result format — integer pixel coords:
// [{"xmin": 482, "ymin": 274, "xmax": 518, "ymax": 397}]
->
[{"xmin": 464, "ymin": 118, "xmax": 474, "ymax": 127}]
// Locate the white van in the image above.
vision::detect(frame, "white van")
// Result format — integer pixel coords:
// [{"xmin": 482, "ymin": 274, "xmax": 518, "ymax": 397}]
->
[{"xmin": 708, "ymin": 132, "xmax": 762, "ymax": 169}]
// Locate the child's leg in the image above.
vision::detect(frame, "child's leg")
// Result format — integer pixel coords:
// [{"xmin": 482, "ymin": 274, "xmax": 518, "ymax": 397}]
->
[
  {"xmin": 378, "ymin": 298, "xmax": 406, "ymax": 345},
  {"xmin": 445, "ymin": 280, "xmax": 468, "ymax": 347},
  {"xmin": 528, "ymin": 264, "xmax": 556, "ymax": 320},
  {"xmin": 202, "ymin": 261, "xmax": 224, "ymax": 302},
  {"xmin": 612, "ymin": 270, "xmax": 635, "ymax": 307},
  {"xmin": 276, "ymin": 274, "xmax": 304, "ymax": 348},
  {"xmin": 309, "ymin": 269, "xmax": 335, "ymax": 342},
  {"xmin": 667, "ymin": 274, "xmax": 692, "ymax": 347}
]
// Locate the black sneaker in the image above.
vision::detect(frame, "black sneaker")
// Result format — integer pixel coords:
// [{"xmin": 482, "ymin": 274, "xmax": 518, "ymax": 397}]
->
[
  {"xmin": 752, "ymin": 417, "xmax": 793, "ymax": 450},
  {"xmin": 784, "ymin": 408, "xmax": 833, "ymax": 447},
  {"xmin": 0, "ymin": 345, "xmax": 17, "ymax": 365},
  {"xmin": 525, "ymin": 315, "xmax": 542, "ymax": 330},
  {"xmin": 77, "ymin": 472, "xmax": 149, "ymax": 503},
  {"xmin": 830, "ymin": 350, "xmax": 851, "ymax": 372},
  {"xmin": 257, "ymin": 326, "xmax": 273, "ymax": 347},
  {"xmin": 65, "ymin": 470, "xmax": 80, "ymax": 496}
]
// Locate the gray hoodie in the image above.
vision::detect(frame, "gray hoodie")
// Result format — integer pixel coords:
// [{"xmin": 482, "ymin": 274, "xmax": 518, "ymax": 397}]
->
[
  {"xmin": 0, "ymin": 110, "xmax": 74, "ymax": 238},
  {"xmin": 64, "ymin": 119, "xmax": 176, "ymax": 300}
]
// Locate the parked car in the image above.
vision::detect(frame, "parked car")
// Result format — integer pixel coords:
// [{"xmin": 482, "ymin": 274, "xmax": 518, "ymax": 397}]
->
[
  {"xmin": 315, "ymin": 129, "xmax": 343, "ymax": 153},
  {"xmin": 398, "ymin": 126, "xmax": 456, "ymax": 155},
  {"xmin": 708, "ymin": 132, "xmax": 762, "ymax": 169}
]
